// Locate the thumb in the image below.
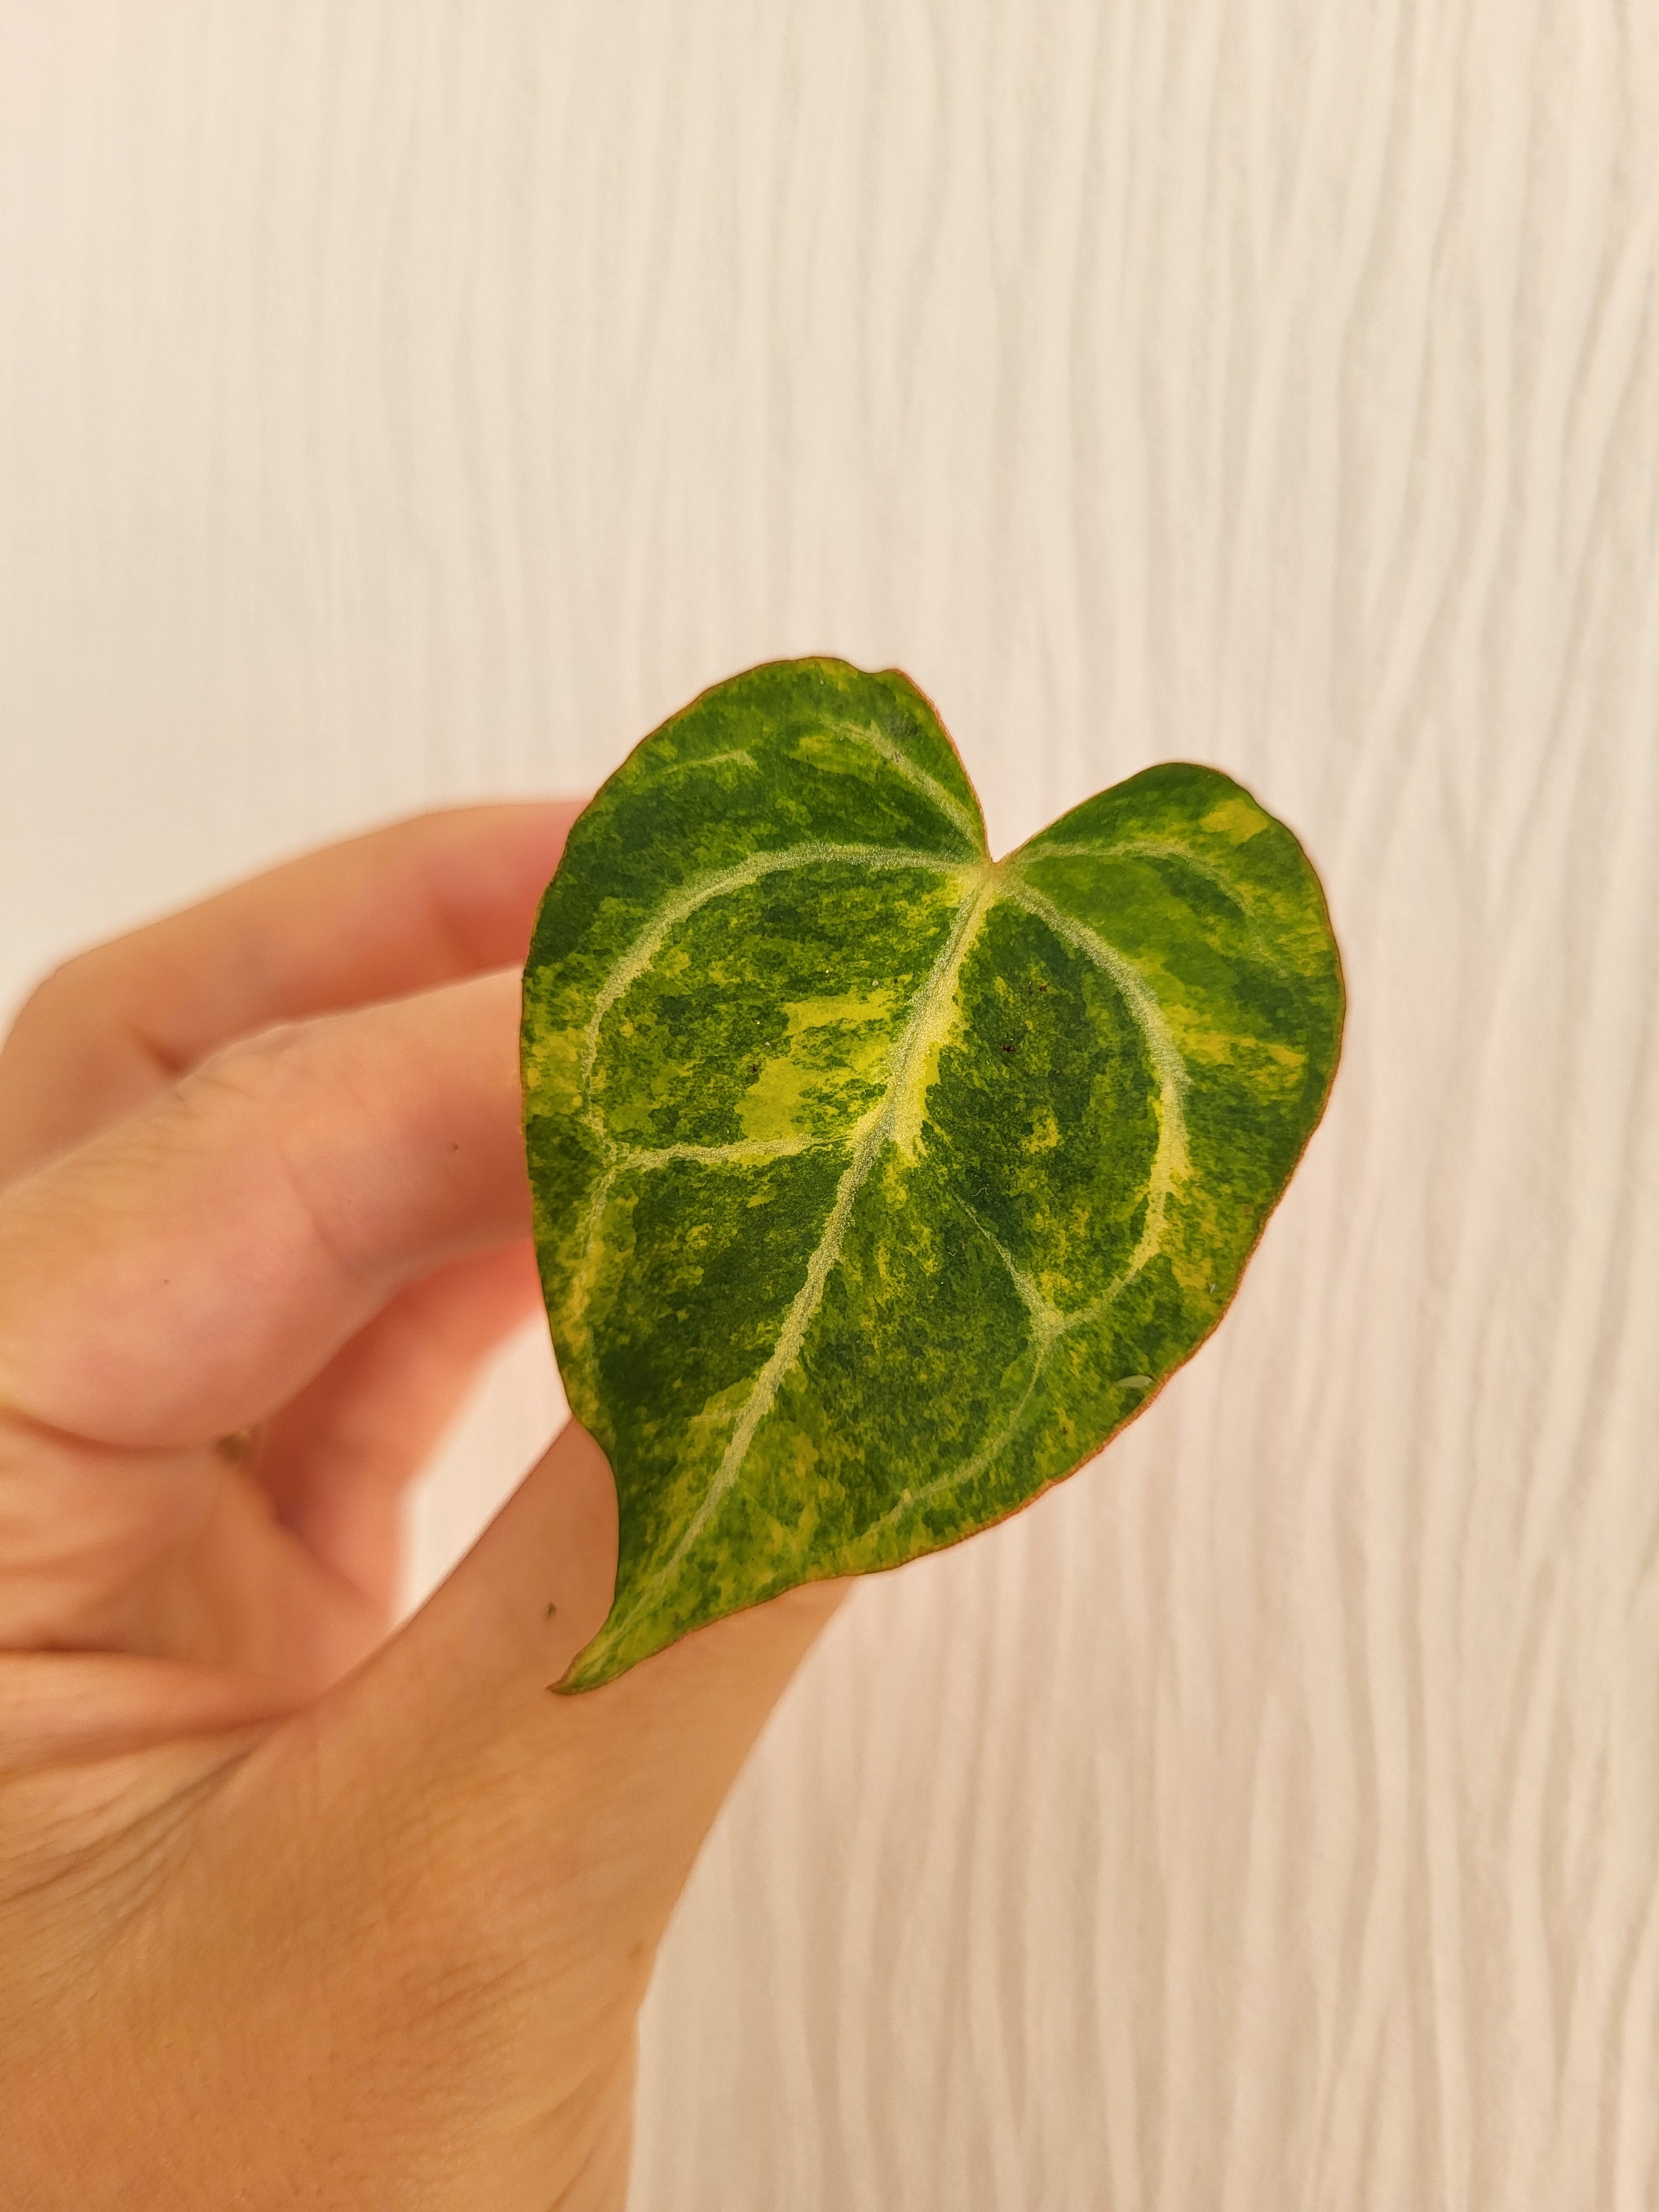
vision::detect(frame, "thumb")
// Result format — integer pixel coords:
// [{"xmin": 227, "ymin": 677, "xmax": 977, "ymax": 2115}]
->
[
  {"xmin": 332, "ymin": 1417, "xmax": 848, "ymax": 1985},
  {"xmin": 171, "ymin": 1421, "xmax": 846, "ymax": 2201}
]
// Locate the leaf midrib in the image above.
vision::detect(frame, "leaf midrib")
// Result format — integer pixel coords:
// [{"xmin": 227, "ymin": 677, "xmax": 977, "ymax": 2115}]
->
[
  {"xmin": 597, "ymin": 863, "xmax": 1001, "ymax": 1638},
  {"xmin": 575, "ymin": 839, "xmax": 1196, "ymax": 1656}
]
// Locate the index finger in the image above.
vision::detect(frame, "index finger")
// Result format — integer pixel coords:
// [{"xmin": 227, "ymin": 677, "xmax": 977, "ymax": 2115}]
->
[
  {"xmin": 0, "ymin": 968, "xmax": 530, "ymax": 1449},
  {"xmin": 0, "ymin": 801, "xmax": 581, "ymax": 1179}
]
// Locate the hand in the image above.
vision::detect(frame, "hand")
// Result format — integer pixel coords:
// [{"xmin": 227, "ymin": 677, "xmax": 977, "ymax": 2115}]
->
[{"xmin": 0, "ymin": 806, "xmax": 846, "ymax": 2208}]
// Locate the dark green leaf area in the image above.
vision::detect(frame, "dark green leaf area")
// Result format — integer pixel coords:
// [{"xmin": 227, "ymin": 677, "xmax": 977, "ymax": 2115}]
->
[
  {"xmin": 1026, "ymin": 844, "xmax": 1323, "ymax": 1198},
  {"xmin": 581, "ymin": 1146, "xmax": 848, "ymax": 1579},
  {"xmin": 920, "ymin": 901, "xmax": 1161, "ymax": 1309},
  {"xmin": 767, "ymin": 1149, "xmax": 1032, "ymax": 1528},
  {"xmin": 1017, "ymin": 765, "xmax": 1344, "ymax": 1157},
  {"xmin": 831, "ymin": 1211, "xmax": 1220, "ymax": 1573},
  {"xmin": 526, "ymin": 661, "xmax": 983, "ymax": 1036},
  {"xmin": 524, "ymin": 1109, "xmax": 610, "ymax": 1318},
  {"xmin": 570, "ymin": 1149, "xmax": 1038, "ymax": 1683},
  {"xmin": 590, "ymin": 862, "xmax": 964, "ymax": 1151}
]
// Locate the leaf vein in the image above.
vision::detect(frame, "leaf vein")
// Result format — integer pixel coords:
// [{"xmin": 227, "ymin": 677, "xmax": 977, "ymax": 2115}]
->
[
  {"xmin": 1000, "ymin": 877, "xmax": 1191, "ymax": 1276},
  {"xmin": 817, "ymin": 717, "xmax": 982, "ymax": 849},
  {"xmin": 1022, "ymin": 838, "xmax": 1292, "ymax": 973},
  {"xmin": 899, "ymin": 870, "xmax": 1192, "ymax": 1495},
  {"xmin": 578, "ymin": 842, "xmax": 967, "ymax": 1107},
  {"xmin": 596, "ymin": 866, "xmax": 999, "ymax": 1649}
]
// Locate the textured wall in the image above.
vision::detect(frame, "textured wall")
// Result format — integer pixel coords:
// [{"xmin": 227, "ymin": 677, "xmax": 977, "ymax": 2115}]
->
[{"xmin": 3, "ymin": 4, "xmax": 1657, "ymax": 2205}]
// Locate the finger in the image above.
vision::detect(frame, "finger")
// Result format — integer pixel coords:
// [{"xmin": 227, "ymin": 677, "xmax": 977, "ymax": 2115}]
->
[
  {"xmin": 377, "ymin": 1425, "xmax": 847, "ymax": 1974},
  {"xmin": 0, "ymin": 968, "xmax": 530, "ymax": 1449},
  {"xmin": 0, "ymin": 801, "xmax": 578, "ymax": 1180},
  {"xmin": 254, "ymin": 1241, "xmax": 545, "ymax": 1616},
  {"xmin": 175, "ymin": 1423, "xmax": 847, "ymax": 2185}
]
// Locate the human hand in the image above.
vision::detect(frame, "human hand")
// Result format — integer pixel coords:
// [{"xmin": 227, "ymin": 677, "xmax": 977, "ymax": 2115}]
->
[{"xmin": 0, "ymin": 806, "xmax": 846, "ymax": 2208}]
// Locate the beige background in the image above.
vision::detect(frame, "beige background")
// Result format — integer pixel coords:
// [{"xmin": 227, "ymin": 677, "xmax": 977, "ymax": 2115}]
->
[{"xmin": 3, "ymin": 4, "xmax": 1658, "ymax": 2205}]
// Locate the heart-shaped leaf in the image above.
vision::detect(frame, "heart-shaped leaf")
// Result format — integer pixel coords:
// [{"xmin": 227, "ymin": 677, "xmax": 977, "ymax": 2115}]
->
[{"xmin": 523, "ymin": 659, "xmax": 1344, "ymax": 1690}]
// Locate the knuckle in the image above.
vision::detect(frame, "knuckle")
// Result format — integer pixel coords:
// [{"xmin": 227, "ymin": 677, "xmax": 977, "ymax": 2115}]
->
[
  {"xmin": 179, "ymin": 1018, "xmax": 327, "ymax": 1114},
  {"xmin": 2, "ymin": 957, "xmax": 97, "ymax": 1052}
]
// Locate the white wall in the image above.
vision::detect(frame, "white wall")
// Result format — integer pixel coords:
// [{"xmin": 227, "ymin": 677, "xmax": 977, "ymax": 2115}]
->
[{"xmin": 3, "ymin": 4, "xmax": 1657, "ymax": 2204}]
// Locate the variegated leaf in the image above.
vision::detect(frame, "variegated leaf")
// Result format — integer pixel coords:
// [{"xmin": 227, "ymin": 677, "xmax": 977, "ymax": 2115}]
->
[{"xmin": 522, "ymin": 659, "xmax": 1344, "ymax": 1689}]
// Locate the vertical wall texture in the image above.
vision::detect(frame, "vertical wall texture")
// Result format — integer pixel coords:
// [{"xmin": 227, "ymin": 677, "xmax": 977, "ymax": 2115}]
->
[{"xmin": 2, "ymin": 4, "xmax": 1656, "ymax": 2204}]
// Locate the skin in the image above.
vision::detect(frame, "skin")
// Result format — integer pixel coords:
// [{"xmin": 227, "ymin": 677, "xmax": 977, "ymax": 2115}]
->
[{"xmin": 0, "ymin": 803, "xmax": 846, "ymax": 2208}]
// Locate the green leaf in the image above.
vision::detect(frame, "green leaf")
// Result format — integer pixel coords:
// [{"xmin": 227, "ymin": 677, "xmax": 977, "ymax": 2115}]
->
[{"xmin": 522, "ymin": 658, "xmax": 1345, "ymax": 1691}]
